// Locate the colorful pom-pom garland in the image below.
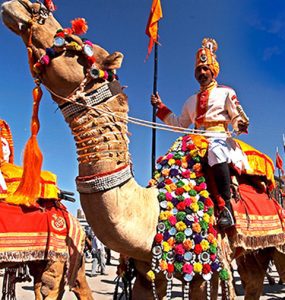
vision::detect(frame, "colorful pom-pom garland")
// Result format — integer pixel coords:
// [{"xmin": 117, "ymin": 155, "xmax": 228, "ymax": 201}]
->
[{"xmin": 148, "ymin": 134, "xmax": 229, "ymax": 299}]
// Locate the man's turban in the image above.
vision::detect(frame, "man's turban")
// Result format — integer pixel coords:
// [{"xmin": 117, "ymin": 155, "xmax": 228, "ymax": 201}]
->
[{"xmin": 195, "ymin": 38, "xmax": 220, "ymax": 78}]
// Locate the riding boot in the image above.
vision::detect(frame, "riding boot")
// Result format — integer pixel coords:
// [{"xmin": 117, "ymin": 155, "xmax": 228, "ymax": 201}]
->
[
  {"xmin": 218, "ymin": 200, "xmax": 235, "ymax": 228},
  {"xmin": 211, "ymin": 162, "xmax": 235, "ymax": 228}
]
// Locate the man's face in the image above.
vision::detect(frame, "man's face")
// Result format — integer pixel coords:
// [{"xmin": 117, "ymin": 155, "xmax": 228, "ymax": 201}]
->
[{"xmin": 195, "ymin": 65, "xmax": 214, "ymax": 87}]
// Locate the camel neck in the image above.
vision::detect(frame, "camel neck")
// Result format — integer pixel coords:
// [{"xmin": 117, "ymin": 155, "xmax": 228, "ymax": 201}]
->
[{"xmin": 64, "ymin": 91, "xmax": 131, "ymax": 177}]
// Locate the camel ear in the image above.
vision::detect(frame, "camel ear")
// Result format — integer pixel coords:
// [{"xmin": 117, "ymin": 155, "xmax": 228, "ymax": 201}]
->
[{"xmin": 103, "ymin": 52, "xmax": 124, "ymax": 70}]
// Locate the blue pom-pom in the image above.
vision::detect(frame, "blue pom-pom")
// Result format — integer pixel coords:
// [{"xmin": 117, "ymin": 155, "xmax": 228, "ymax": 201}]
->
[{"xmin": 46, "ymin": 47, "xmax": 56, "ymax": 58}]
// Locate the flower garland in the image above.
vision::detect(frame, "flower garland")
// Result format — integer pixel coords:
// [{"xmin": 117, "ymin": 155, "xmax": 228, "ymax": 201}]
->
[{"xmin": 148, "ymin": 134, "xmax": 229, "ymax": 299}]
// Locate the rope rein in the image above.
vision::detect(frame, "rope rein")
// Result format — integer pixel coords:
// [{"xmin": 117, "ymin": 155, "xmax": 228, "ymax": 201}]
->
[{"xmin": 45, "ymin": 85, "xmax": 235, "ymax": 138}]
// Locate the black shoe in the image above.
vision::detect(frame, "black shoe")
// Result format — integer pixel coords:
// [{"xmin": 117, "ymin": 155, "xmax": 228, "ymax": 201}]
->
[{"xmin": 218, "ymin": 207, "xmax": 234, "ymax": 229}]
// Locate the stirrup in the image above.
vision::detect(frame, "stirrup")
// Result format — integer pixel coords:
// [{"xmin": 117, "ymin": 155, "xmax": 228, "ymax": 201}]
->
[{"xmin": 218, "ymin": 207, "xmax": 235, "ymax": 229}]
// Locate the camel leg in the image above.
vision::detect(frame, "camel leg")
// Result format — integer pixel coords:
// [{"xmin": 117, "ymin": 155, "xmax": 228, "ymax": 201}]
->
[
  {"xmin": 189, "ymin": 273, "xmax": 220, "ymax": 300},
  {"xmin": 71, "ymin": 259, "xmax": 94, "ymax": 300},
  {"xmin": 236, "ymin": 250, "xmax": 271, "ymax": 300},
  {"xmin": 132, "ymin": 260, "xmax": 167, "ymax": 300},
  {"xmin": 273, "ymin": 249, "xmax": 285, "ymax": 284},
  {"xmin": 28, "ymin": 261, "xmax": 46, "ymax": 300},
  {"xmin": 40, "ymin": 260, "xmax": 66, "ymax": 300}
]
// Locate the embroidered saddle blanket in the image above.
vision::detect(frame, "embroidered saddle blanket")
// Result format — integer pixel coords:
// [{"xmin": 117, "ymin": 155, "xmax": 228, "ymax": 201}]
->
[
  {"xmin": 0, "ymin": 201, "xmax": 85, "ymax": 286},
  {"xmin": 231, "ymin": 183, "xmax": 285, "ymax": 252}
]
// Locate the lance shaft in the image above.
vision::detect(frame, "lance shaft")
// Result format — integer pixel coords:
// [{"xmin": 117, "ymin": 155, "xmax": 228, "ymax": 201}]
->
[{"xmin": 151, "ymin": 42, "xmax": 158, "ymax": 177}]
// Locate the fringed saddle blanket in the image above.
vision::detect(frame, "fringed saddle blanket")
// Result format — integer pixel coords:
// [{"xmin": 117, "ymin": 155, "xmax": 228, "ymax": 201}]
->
[
  {"xmin": 0, "ymin": 201, "xmax": 85, "ymax": 286},
  {"xmin": 231, "ymin": 183, "xmax": 285, "ymax": 253}
]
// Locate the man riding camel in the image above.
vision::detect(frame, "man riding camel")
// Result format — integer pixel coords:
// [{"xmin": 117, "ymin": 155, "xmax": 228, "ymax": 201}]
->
[{"xmin": 151, "ymin": 38, "xmax": 250, "ymax": 228}]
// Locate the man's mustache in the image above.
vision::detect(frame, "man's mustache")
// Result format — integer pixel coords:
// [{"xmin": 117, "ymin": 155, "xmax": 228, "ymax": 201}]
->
[{"xmin": 198, "ymin": 74, "xmax": 208, "ymax": 81}]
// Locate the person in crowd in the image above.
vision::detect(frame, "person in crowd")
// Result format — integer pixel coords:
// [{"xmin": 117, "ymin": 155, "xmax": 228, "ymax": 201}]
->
[{"xmin": 90, "ymin": 234, "xmax": 107, "ymax": 276}]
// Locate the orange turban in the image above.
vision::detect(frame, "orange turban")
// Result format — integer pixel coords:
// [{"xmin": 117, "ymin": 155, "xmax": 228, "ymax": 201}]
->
[{"xmin": 195, "ymin": 38, "xmax": 220, "ymax": 78}]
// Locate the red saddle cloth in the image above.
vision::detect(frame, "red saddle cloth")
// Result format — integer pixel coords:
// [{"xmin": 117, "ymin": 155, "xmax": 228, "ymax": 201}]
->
[
  {"xmin": 0, "ymin": 201, "xmax": 85, "ymax": 286},
  {"xmin": 231, "ymin": 183, "xmax": 285, "ymax": 252}
]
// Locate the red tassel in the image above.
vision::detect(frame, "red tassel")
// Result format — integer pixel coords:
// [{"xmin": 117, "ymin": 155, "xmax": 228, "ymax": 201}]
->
[
  {"xmin": 71, "ymin": 18, "xmax": 88, "ymax": 35},
  {"xmin": 6, "ymin": 86, "xmax": 43, "ymax": 206}
]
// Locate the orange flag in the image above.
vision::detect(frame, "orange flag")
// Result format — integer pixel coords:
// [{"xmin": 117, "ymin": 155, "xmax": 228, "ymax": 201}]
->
[
  {"xmin": 145, "ymin": 0, "xmax": 163, "ymax": 59},
  {"xmin": 276, "ymin": 150, "xmax": 285, "ymax": 175}
]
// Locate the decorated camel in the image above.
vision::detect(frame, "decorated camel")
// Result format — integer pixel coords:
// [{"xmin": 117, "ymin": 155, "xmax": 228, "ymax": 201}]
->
[
  {"xmin": 0, "ymin": 120, "xmax": 93, "ymax": 299},
  {"xmin": 1, "ymin": 1, "xmax": 285, "ymax": 299}
]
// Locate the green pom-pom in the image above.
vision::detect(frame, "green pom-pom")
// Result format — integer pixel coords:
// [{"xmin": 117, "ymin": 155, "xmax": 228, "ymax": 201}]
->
[
  {"xmin": 176, "ymin": 181, "xmax": 185, "ymax": 187},
  {"xmin": 164, "ymin": 220, "xmax": 171, "ymax": 230},
  {"xmin": 175, "ymin": 232, "xmax": 186, "ymax": 243},
  {"xmin": 193, "ymin": 156, "xmax": 200, "ymax": 162},
  {"xmin": 207, "ymin": 207, "xmax": 214, "ymax": 216},
  {"xmin": 174, "ymin": 262, "xmax": 183, "ymax": 273},
  {"xmin": 177, "ymin": 195, "xmax": 185, "ymax": 202},
  {"xmin": 219, "ymin": 269, "xmax": 229, "ymax": 281},
  {"xmin": 174, "ymin": 153, "xmax": 182, "ymax": 160},
  {"xmin": 198, "ymin": 201, "xmax": 204, "ymax": 210},
  {"xmin": 197, "ymin": 176, "xmax": 206, "ymax": 183},
  {"xmin": 176, "ymin": 212, "xmax": 186, "ymax": 221},
  {"xmin": 210, "ymin": 244, "xmax": 217, "ymax": 254},
  {"xmin": 189, "ymin": 190, "xmax": 197, "ymax": 197},
  {"xmin": 158, "ymin": 192, "xmax": 166, "ymax": 201},
  {"xmin": 199, "ymin": 220, "xmax": 208, "ymax": 231}
]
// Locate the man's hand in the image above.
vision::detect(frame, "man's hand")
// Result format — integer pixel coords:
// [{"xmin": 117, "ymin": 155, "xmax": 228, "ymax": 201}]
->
[
  {"xmin": 151, "ymin": 92, "xmax": 163, "ymax": 108},
  {"xmin": 237, "ymin": 121, "xmax": 249, "ymax": 133}
]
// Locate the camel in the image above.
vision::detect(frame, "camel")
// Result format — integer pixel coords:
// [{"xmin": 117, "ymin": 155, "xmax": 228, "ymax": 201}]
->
[{"xmin": 1, "ymin": 1, "xmax": 285, "ymax": 299}]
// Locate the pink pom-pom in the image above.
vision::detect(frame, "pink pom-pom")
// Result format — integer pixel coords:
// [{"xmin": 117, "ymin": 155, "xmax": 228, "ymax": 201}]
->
[{"xmin": 40, "ymin": 55, "xmax": 50, "ymax": 65}]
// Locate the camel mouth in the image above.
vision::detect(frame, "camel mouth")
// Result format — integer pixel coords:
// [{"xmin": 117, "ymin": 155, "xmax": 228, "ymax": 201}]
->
[{"xmin": 1, "ymin": 1, "xmax": 31, "ymax": 35}]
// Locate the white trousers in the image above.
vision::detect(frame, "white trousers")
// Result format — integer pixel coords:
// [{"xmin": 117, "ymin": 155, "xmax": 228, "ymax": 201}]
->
[{"xmin": 207, "ymin": 137, "xmax": 250, "ymax": 172}]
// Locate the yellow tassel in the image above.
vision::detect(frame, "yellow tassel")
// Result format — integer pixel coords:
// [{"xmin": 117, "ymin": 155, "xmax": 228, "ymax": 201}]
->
[{"xmin": 6, "ymin": 86, "xmax": 43, "ymax": 206}]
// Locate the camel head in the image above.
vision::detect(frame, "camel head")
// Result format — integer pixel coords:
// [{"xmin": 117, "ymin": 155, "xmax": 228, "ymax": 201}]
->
[{"xmin": 1, "ymin": 0, "xmax": 124, "ymax": 105}]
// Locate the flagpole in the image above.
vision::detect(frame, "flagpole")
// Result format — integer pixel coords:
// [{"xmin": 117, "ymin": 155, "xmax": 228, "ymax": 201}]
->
[
  {"xmin": 151, "ymin": 42, "xmax": 158, "ymax": 176},
  {"xmin": 145, "ymin": 0, "xmax": 163, "ymax": 176},
  {"xmin": 276, "ymin": 146, "xmax": 283, "ymax": 206}
]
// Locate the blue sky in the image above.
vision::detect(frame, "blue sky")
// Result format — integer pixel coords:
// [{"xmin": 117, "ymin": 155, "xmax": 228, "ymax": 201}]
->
[{"xmin": 0, "ymin": 0, "xmax": 284, "ymax": 215}]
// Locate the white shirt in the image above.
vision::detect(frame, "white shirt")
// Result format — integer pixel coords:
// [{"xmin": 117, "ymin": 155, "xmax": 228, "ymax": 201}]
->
[{"xmin": 163, "ymin": 85, "xmax": 247, "ymax": 132}]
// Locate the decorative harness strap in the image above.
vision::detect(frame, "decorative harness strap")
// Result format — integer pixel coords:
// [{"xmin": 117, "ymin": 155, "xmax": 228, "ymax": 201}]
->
[
  {"xmin": 59, "ymin": 80, "xmax": 123, "ymax": 119},
  {"xmin": 76, "ymin": 164, "xmax": 132, "ymax": 193}
]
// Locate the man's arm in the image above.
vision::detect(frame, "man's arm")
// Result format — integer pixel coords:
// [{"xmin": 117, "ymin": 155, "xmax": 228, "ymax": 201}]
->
[
  {"xmin": 226, "ymin": 89, "xmax": 249, "ymax": 133},
  {"xmin": 151, "ymin": 92, "xmax": 193, "ymax": 129}
]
